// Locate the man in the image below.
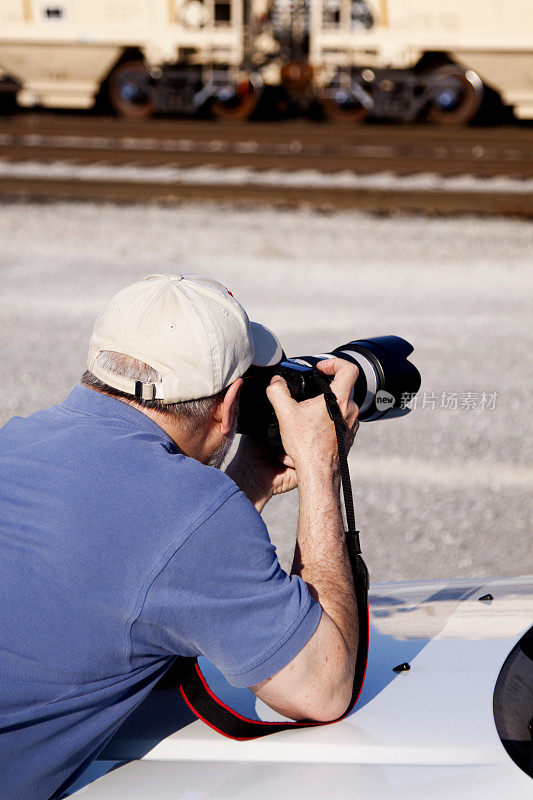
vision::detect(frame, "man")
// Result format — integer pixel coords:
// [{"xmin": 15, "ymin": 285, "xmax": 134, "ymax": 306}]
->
[{"xmin": 0, "ymin": 274, "xmax": 360, "ymax": 800}]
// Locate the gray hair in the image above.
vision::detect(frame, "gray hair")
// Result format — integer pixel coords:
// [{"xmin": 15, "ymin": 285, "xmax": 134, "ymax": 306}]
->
[{"xmin": 81, "ymin": 351, "xmax": 225, "ymax": 429}]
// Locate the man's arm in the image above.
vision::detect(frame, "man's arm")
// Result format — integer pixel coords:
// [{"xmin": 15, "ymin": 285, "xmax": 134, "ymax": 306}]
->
[{"xmin": 249, "ymin": 359, "xmax": 360, "ymax": 722}]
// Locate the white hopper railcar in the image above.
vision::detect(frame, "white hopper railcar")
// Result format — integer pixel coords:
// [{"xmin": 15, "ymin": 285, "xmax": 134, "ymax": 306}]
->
[
  {"xmin": 309, "ymin": 0, "xmax": 533, "ymax": 122},
  {"xmin": 0, "ymin": 0, "xmax": 257, "ymax": 118},
  {"xmin": 0, "ymin": 0, "xmax": 532, "ymax": 122}
]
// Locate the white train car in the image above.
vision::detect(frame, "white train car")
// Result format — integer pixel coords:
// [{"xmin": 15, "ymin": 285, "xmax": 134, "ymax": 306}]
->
[
  {"xmin": 0, "ymin": 0, "xmax": 532, "ymax": 122},
  {"xmin": 0, "ymin": 0, "xmax": 255, "ymax": 118},
  {"xmin": 309, "ymin": 0, "xmax": 533, "ymax": 122}
]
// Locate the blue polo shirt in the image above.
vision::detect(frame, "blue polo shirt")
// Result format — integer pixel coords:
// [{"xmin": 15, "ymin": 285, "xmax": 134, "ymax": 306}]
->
[{"xmin": 0, "ymin": 386, "xmax": 321, "ymax": 800}]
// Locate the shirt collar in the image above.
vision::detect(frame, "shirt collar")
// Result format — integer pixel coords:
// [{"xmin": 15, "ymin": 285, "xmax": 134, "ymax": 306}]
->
[{"xmin": 61, "ymin": 385, "xmax": 174, "ymax": 443}]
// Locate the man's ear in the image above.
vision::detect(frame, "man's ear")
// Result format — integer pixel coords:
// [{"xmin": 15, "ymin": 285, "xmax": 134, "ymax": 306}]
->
[{"xmin": 220, "ymin": 378, "xmax": 243, "ymax": 436}]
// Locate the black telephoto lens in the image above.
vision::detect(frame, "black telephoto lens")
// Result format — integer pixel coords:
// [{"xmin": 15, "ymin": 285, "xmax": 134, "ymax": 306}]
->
[{"xmin": 332, "ymin": 335, "xmax": 421, "ymax": 420}]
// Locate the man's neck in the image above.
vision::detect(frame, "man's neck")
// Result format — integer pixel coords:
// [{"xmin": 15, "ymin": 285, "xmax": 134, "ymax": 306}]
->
[{"xmin": 85, "ymin": 385, "xmax": 211, "ymax": 462}]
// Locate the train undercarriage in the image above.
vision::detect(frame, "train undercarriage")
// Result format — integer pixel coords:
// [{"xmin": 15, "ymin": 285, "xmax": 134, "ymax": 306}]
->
[
  {"xmin": 104, "ymin": 56, "xmax": 486, "ymax": 125},
  {"xmin": 321, "ymin": 64, "xmax": 485, "ymax": 124},
  {"xmin": 99, "ymin": 0, "xmax": 493, "ymax": 124},
  {"xmin": 106, "ymin": 62, "xmax": 261, "ymax": 120}
]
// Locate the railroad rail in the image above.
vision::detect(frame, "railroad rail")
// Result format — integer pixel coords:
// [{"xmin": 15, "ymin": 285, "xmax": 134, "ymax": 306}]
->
[{"xmin": 0, "ymin": 113, "xmax": 532, "ymax": 215}]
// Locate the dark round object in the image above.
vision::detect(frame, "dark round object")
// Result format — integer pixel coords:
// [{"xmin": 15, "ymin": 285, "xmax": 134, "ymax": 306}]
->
[
  {"xmin": 281, "ymin": 60, "xmax": 314, "ymax": 94},
  {"xmin": 211, "ymin": 79, "xmax": 259, "ymax": 121},
  {"xmin": 427, "ymin": 64, "xmax": 483, "ymax": 125},
  {"xmin": 108, "ymin": 60, "xmax": 155, "ymax": 119},
  {"xmin": 321, "ymin": 89, "xmax": 369, "ymax": 123}
]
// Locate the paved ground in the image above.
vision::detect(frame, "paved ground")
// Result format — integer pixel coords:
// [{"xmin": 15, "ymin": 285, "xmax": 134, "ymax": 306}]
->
[{"xmin": 1, "ymin": 200, "xmax": 531, "ymax": 582}]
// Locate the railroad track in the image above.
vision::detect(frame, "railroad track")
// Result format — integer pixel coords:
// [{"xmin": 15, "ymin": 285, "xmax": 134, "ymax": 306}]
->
[
  {"xmin": 2, "ymin": 175, "xmax": 530, "ymax": 217},
  {"xmin": 0, "ymin": 113, "xmax": 532, "ymax": 214}
]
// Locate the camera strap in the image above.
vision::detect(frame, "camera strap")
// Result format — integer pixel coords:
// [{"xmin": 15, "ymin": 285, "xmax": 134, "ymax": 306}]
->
[{"xmin": 177, "ymin": 376, "xmax": 369, "ymax": 740}]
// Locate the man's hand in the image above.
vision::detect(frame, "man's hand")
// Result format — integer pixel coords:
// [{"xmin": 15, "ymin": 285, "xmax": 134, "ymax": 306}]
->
[
  {"xmin": 266, "ymin": 358, "xmax": 360, "ymax": 479},
  {"xmin": 225, "ymin": 435, "xmax": 298, "ymax": 513},
  {"xmin": 226, "ymin": 358, "xmax": 359, "ymax": 513},
  {"xmin": 226, "ymin": 358, "xmax": 359, "ymax": 512}
]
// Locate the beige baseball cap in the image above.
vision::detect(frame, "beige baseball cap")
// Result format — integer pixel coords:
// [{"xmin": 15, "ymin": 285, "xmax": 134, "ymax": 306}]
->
[{"xmin": 87, "ymin": 274, "xmax": 283, "ymax": 403}]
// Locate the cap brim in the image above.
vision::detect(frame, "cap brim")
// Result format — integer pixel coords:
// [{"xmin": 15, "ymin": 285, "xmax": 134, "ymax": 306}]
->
[{"xmin": 250, "ymin": 321, "xmax": 283, "ymax": 367}]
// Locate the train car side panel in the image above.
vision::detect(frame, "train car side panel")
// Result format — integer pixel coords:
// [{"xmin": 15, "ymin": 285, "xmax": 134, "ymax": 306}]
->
[{"xmin": 0, "ymin": 0, "xmax": 244, "ymax": 111}]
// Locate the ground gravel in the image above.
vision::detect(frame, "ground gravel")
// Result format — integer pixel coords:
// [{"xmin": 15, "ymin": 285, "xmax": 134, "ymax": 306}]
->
[
  {"xmin": 1, "ymin": 158, "xmax": 532, "ymax": 192},
  {"xmin": 0, "ymin": 200, "xmax": 531, "ymax": 582}
]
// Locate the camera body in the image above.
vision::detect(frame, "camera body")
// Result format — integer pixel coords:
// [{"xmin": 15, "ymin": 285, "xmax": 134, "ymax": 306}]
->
[{"xmin": 237, "ymin": 335, "xmax": 421, "ymax": 447}]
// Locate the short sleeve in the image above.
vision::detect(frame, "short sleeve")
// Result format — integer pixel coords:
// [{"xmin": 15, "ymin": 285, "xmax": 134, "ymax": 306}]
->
[{"xmin": 130, "ymin": 490, "xmax": 322, "ymax": 687}]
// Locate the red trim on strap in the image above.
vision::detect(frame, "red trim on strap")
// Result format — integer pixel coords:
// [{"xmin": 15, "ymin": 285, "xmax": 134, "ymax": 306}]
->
[
  {"xmin": 179, "ymin": 685, "xmax": 254, "ymax": 741},
  {"xmin": 189, "ymin": 592, "xmax": 369, "ymax": 731},
  {"xmin": 358, "ymin": 598, "xmax": 370, "ymax": 687},
  {"xmin": 193, "ymin": 662, "xmax": 316, "ymax": 727}
]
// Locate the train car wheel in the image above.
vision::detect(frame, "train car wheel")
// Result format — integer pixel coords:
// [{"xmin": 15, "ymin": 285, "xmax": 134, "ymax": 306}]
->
[
  {"xmin": 108, "ymin": 61, "xmax": 155, "ymax": 119},
  {"xmin": 427, "ymin": 65, "xmax": 483, "ymax": 125},
  {"xmin": 211, "ymin": 80, "xmax": 259, "ymax": 121},
  {"xmin": 321, "ymin": 96, "xmax": 369, "ymax": 124}
]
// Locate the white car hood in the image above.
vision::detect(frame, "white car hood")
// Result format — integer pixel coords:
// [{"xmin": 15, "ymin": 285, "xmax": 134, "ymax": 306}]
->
[{"xmin": 68, "ymin": 576, "xmax": 533, "ymax": 799}]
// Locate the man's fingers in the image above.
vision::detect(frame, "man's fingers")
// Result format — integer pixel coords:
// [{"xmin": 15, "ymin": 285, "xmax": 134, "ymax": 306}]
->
[
  {"xmin": 267, "ymin": 374, "xmax": 290, "ymax": 394},
  {"xmin": 266, "ymin": 375, "xmax": 294, "ymax": 416},
  {"xmin": 279, "ymin": 453, "xmax": 295, "ymax": 469},
  {"xmin": 316, "ymin": 358, "xmax": 359, "ymax": 402}
]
